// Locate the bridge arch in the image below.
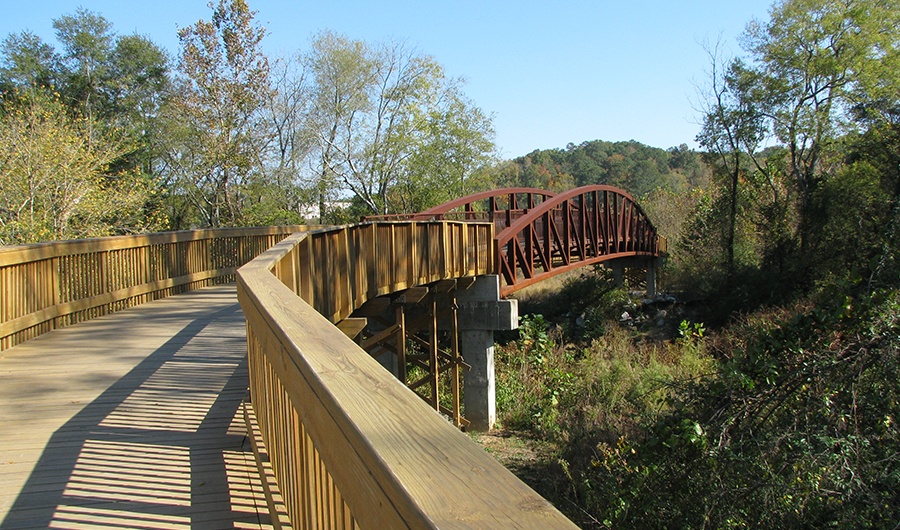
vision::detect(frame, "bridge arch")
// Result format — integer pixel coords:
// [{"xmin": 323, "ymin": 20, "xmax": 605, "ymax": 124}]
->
[
  {"xmin": 417, "ymin": 185, "xmax": 665, "ymax": 295},
  {"xmin": 366, "ymin": 187, "xmax": 555, "ymax": 224},
  {"xmin": 419, "ymin": 187, "xmax": 555, "ymax": 222},
  {"xmin": 495, "ymin": 184, "xmax": 662, "ymax": 294}
]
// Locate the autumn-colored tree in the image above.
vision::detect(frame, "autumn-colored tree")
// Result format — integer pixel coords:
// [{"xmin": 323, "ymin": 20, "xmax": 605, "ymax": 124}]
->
[
  {"xmin": 0, "ymin": 91, "xmax": 165, "ymax": 244},
  {"xmin": 164, "ymin": 0, "xmax": 272, "ymax": 227}
]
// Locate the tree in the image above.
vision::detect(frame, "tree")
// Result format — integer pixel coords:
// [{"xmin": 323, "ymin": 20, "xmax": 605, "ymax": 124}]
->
[
  {"xmin": 695, "ymin": 44, "xmax": 766, "ymax": 280},
  {"xmin": 743, "ymin": 0, "xmax": 900, "ymax": 259},
  {"xmin": 0, "ymin": 91, "xmax": 165, "ymax": 244},
  {"xmin": 105, "ymin": 34, "xmax": 171, "ymax": 175},
  {"xmin": 2, "ymin": 10, "xmax": 172, "ymax": 185},
  {"xmin": 0, "ymin": 10, "xmax": 172, "ymax": 242},
  {"xmin": 391, "ymin": 79, "xmax": 496, "ymax": 211},
  {"xmin": 165, "ymin": 0, "xmax": 273, "ymax": 227},
  {"xmin": 248, "ymin": 53, "xmax": 314, "ymax": 225},
  {"xmin": 0, "ymin": 32, "xmax": 58, "ymax": 91},
  {"xmin": 695, "ymin": 0, "xmax": 900, "ymax": 292},
  {"xmin": 52, "ymin": 8, "xmax": 115, "ymax": 126},
  {"xmin": 304, "ymin": 31, "xmax": 495, "ymax": 216}
]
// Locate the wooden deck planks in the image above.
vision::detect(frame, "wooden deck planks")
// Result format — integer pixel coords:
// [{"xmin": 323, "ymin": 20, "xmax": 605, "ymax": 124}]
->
[{"xmin": 0, "ymin": 285, "xmax": 275, "ymax": 530}]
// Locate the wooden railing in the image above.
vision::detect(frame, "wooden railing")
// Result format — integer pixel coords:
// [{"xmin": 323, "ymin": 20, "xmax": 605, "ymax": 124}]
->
[
  {"xmin": 0, "ymin": 226, "xmax": 305, "ymax": 350},
  {"xmin": 237, "ymin": 221, "xmax": 577, "ymax": 529}
]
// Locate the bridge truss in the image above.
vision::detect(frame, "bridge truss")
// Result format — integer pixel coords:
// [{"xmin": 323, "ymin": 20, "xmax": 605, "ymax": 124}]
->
[{"xmin": 368, "ymin": 185, "xmax": 665, "ymax": 295}]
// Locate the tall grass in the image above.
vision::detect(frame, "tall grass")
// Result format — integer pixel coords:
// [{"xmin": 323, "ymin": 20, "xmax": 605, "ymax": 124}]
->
[{"xmin": 495, "ymin": 312, "xmax": 714, "ymax": 444}]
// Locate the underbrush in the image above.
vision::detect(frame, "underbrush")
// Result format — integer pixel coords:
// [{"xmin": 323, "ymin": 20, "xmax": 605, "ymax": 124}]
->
[
  {"xmin": 493, "ymin": 269, "xmax": 716, "ymax": 524},
  {"xmin": 496, "ymin": 315, "xmax": 712, "ymax": 443},
  {"xmin": 489, "ymin": 271, "xmax": 900, "ymax": 528}
]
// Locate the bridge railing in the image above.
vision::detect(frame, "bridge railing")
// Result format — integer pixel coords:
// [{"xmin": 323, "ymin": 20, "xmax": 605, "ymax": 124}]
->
[
  {"xmin": 237, "ymin": 220, "xmax": 577, "ymax": 529},
  {"xmin": 0, "ymin": 226, "xmax": 305, "ymax": 350}
]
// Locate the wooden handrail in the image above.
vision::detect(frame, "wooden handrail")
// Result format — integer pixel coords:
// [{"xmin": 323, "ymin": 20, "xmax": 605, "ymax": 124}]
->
[
  {"xmin": 0, "ymin": 226, "xmax": 307, "ymax": 350},
  {"xmin": 237, "ymin": 221, "xmax": 578, "ymax": 529},
  {"xmin": 3, "ymin": 220, "xmax": 579, "ymax": 526}
]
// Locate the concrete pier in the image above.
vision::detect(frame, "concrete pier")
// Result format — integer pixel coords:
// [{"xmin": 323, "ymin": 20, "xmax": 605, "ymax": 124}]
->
[{"xmin": 457, "ymin": 275, "xmax": 518, "ymax": 431}]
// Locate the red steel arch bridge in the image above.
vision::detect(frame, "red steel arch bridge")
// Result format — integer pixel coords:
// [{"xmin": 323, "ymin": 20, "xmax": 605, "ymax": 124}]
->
[{"xmin": 369, "ymin": 184, "xmax": 667, "ymax": 296}]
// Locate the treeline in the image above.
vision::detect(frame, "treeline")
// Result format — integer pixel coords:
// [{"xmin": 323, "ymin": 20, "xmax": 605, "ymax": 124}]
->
[
  {"xmin": 0, "ymin": 0, "xmax": 496, "ymax": 245},
  {"xmin": 0, "ymin": 0, "xmax": 719, "ymax": 250},
  {"xmin": 491, "ymin": 140, "xmax": 708, "ymax": 197},
  {"xmin": 682, "ymin": 0, "xmax": 900, "ymax": 306}
]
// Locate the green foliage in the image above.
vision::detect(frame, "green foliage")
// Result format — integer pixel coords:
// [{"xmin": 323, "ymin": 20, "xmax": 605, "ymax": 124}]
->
[
  {"xmin": 671, "ymin": 189, "xmax": 732, "ymax": 297},
  {"xmin": 807, "ymin": 124, "xmax": 900, "ymax": 290},
  {"xmin": 0, "ymin": 90, "xmax": 166, "ymax": 244},
  {"xmin": 10, "ymin": 8, "xmax": 173, "ymax": 156},
  {"xmin": 496, "ymin": 298, "xmax": 714, "ymax": 441},
  {"xmin": 0, "ymin": 31, "xmax": 58, "ymax": 89},
  {"xmin": 689, "ymin": 0, "xmax": 900, "ymax": 306},
  {"xmin": 51, "ymin": 8, "xmax": 115, "ymax": 117},
  {"xmin": 490, "ymin": 140, "xmax": 703, "ymax": 197},
  {"xmin": 496, "ymin": 314, "xmax": 575, "ymax": 438},
  {"xmin": 581, "ymin": 290, "xmax": 900, "ymax": 529},
  {"xmin": 239, "ymin": 200, "xmax": 305, "ymax": 227},
  {"xmin": 0, "ymin": 9, "xmax": 172, "ymax": 240},
  {"xmin": 496, "ymin": 286, "xmax": 900, "ymax": 528},
  {"xmin": 493, "ymin": 300, "xmax": 715, "ymax": 526},
  {"xmin": 676, "ymin": 319, "xmax": 704, "ymax": 341},
  {"xmin": 302, "ymin": 31, "xmax": 496, "ymax": 216},
  {"xmin": 560, "ymin": 268, "xmax": 631, "ymax": 341},
  {"xmin": 165, "ymin": 0, "xmax": 273, "ymax": 228}
]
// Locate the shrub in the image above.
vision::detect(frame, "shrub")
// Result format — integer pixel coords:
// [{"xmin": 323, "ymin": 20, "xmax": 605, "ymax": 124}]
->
[
  {"xmin": 578, "ymin": 289, "xmax": 900, "ymax": 528},
  {"xmin": 496, "ymin": 314, "xmax": 575, "ymax": 437}
]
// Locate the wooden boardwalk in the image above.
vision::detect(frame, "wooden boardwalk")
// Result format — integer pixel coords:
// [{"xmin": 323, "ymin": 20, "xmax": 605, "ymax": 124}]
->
[{"xmin": 0, "ymin": 285, "xmax": 276, "ymax": 529}]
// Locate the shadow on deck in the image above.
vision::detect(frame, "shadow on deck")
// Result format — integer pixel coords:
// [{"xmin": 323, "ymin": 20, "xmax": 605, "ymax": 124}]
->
[{"xmin": 0, "ymin": 285, "xmax": 274, "ymax": 529}]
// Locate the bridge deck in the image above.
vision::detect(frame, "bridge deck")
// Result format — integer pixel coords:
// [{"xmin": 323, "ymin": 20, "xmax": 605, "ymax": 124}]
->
[{"xmin": 0, "ymin": 285, "xmax": 276, "ymax": 529}]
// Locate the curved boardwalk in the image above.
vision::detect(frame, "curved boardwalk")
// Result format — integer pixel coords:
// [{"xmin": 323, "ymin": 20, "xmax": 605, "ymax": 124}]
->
[{"xmin": 0, "ymin": 285, "xmax": 275, "ymax": 529}]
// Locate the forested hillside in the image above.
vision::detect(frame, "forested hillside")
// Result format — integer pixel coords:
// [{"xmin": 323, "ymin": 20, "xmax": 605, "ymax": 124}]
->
[{"xmin": 490, "ymin": 140, "xmax": 708, "ymax": 197}]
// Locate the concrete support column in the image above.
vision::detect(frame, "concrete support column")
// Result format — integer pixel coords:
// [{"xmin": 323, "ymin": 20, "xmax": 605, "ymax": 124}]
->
[
  {"xmin": 646, "ymin": 259, "xmax": 657, "ymax": 298},
  {"xmin": 605, "ymin": 256, "xmax": 662, "ymax": 298},
  {"xmin": 457, "ymin": 275, "xmax": 517, "ymax": 431},
  {"xmin": 374, "ymin": 347, "xmax": 399, "ymax": 378},
  {"xmin": 611, "ymin": 267, "xmax": 624, "ymax": 287},
  {"xmin": 460, "ymin": 329, "xmax": 496, "ymax": 431}
]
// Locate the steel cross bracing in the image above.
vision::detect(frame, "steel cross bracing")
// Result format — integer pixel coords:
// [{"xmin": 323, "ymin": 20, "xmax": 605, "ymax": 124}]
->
[{"xmin": 493, "ymin": 185, "xmax": 662, "ymax": 294}]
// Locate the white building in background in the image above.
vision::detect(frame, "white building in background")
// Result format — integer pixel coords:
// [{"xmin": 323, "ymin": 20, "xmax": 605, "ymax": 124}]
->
[{"xmin": 299, "ymin": 201, "xmax": 353, "ymax": 223}]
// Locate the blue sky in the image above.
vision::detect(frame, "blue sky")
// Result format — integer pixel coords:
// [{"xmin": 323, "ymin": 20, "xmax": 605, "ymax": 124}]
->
[{"xmin": 1, "ymin": 0, "xmax": 774, "ymax": 158}]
